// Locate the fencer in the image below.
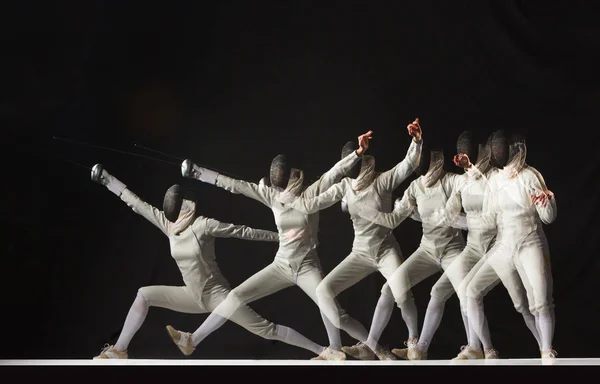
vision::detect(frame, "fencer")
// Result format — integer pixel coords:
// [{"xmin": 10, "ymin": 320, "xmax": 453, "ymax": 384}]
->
[
  {"xmin": 464, "ymin": 130, "xmax": 557, "ymax": 361},
  {"xmin": 348, "ymin": 141, "xmax": 468, "ymax": 360},
  {"xmin": 274, "ymin": 119, "xmax": 423, "ymax": 360},
  {"xmin": 168, "ymin": 131, "xmax": 381, "ymax": 361},
  {"xmin": 90, "ymin": 165, "xmax": 328, "ymax": 359}
]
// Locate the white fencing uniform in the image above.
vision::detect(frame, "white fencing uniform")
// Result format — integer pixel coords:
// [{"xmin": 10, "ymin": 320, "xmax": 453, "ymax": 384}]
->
[
  {"xmin": 465, "ymin": 164, "xmax": 556, "ymax": 353},
  {"xmin": 357, "ymin": 172, "xmax": 466, "ymax": 304},
  {"xmin": 422, "ymin": 166, "xmax": 499, "ymax": 309},
  {"xmin": 102, "ymin": 188, "xmax": 328, "ymax": 356},
  {"xmin": 281, "ymin": 139, "xmax": 422, "ymax": 336},
  {"xmin": 193, "ymin": 150, "xmax": 374, "ymax": 350}
]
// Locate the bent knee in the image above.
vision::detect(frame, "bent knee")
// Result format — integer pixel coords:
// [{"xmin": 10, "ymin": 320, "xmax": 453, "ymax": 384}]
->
[
  {"xmin": 316, "ymin": 281, "xmax": 335, "ymax": 299},
  {"xmin": 430, "ymin": 286, "xmax": 453, "ymax": 303},
  {"xmin": 136, "ymin": 288, "xmax": 153, "ymax": 306},
  {"xmin": 465, "ymin": 284, "xmax": 484, "ymax": 301},
  {"xmin": 380, "ymin": 283, "xmax": 394, "ymax": 298},
  {"xmin": 394, "ymin": 289, "xmax": 414, "ymax": 306},
  {"xmin": 530, "ymin": 302, "xmax": 554, "ymax": 316},
  {"xmin": 137, "ymin": 288, "xmax": 148, "ymax": 300}
]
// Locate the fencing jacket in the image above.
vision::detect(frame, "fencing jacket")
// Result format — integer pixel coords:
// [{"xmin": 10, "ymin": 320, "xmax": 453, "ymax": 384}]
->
[
  {"xmin": 213, "ymin": 150, "xmax": 363, "ymax": 272},
  {"xmin": 120, "ymin": 188, "xmax": 279, "ymax": 307}
]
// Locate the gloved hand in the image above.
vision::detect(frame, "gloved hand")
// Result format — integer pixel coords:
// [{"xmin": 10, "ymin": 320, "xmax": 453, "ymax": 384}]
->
[
  {"xmin": 181, "ymin": 159, "xmax": 219, "ymax": 185},
  {"xmin": 91, "ymin": 164, "xmax": 127, "ymax": 196}
]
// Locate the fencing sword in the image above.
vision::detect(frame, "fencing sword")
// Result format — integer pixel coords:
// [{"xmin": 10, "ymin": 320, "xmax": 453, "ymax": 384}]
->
[
  {"xmin": 54, "ymin": 136, "xmax": 252, "ymax": 181},
  {"xmin": 52, "ymin": 136, "xmax": 180, "ymax": 167}
]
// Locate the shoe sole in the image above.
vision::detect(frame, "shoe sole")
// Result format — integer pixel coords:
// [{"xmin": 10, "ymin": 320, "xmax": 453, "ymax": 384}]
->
[{"xmin": 341, "ymin": 348, "xmax": 375, "ymax": 361}]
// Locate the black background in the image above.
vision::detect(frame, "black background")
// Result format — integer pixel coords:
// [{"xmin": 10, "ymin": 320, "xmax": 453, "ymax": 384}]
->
[{"xmin": 3, "ymin": 0, "xmax": 599, "ymax": 359}]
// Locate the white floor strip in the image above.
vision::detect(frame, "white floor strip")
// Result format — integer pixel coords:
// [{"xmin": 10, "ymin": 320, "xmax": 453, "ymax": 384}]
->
[{"xmin": 1, "ymin": 358, "xmax": 599, "ymax": 366}]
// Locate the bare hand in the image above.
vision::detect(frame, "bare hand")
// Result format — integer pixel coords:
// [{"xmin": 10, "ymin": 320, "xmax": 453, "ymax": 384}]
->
[
  {"xmin": 453, "ymin": 153, "xmax": 472, "ymax": 169},
  {"xmin": 531, "ymin": 191, "xmax": 553, "ymax": 207},
  {"xmin": 407, "ymin": 118, "xmax": 422, "ymax": 141},
  {"xmin": 356, "ymin": 130, "xmax": 373, "ymax": 156}
]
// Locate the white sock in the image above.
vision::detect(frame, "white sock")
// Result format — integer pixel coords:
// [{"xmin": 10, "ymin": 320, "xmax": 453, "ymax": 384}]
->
[
  {"xmin": 274, "ymin": 325, "xmax": 326, "ymax": 355},
  {"xmin": 399, "ymin": 297, "xmax": 419, "ymax": 340},
  {"xmin": 191, "ymin": 311, "xmax": 228, "ymax": 346},
  {"xmin": 522, "ymin": 312, "xmax": 542, "ymax": 349},
  {"xmin": 365, "ymin": 293, "xmax": 394, "ymax": 348},
  {"xmin": 417, "ymin": 297, "xmax": 445, "ymax": 352},
  {"xmin": 320, "ymin": 311, "xmax": 342, "ymax": 351},
  {"xmin": 461, "ymin": 310, "xmax": 471, "ymax": 345},
  {"xmin": 467, "ymin": 297, "xmax": 494, "ymax": 350},
  {"xmin": 114, "ymin": 292, "xmax": 149, "ymax": 352},
  {"xmin": 536, "ymin": 311, "xmax": 555, "ymax": 351},
  {"xmin": 461, "ymin": 310, "xmax": 483, "ymax": 350}
]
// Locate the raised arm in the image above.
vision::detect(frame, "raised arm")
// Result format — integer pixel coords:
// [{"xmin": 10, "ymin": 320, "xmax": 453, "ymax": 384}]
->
[
  {"xmin": 181, "ymin": 160, "xmax": 274, "ymax": 207},
  {"xmin": 526, "ymin": 168, "xmax": 557, "ymax": 225},
  {"xmin": 303, "ymin": 151, "xmax": 362, "ymax": 198},
  {"xmin": 375, "ymin": 138, "xmax": 423, "ymax": 192},
  {"xmin": 203, "ymin": 218, "xmax": 279, "ymax": 242},
  {"xmin": 303, "ymin": 130, "xmax": 372, "ymax": 198},
  {"xmin": 281, "ymin": 181, "xmax": 346, "ymax": 214},
  {"xmin": 355, "ymin": 183, "xmax": 418, "ymax": 229},
  {"xmin": 375, "ymin": 118, "xmax": 423, "ymax": 191},
  {"xmin": 91, "ymin": 164, "xmax": 170, "ymax": 235}
]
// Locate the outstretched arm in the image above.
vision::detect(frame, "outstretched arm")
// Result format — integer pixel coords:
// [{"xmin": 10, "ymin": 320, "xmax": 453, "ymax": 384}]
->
[
  {"xmin": 203, "ymin": 218, "xmax": 279, "ymax": 242},
  {"xmin": 215, "ymin": 175, "xmax": 275, "ymax": 207},
  {"xmin": 91, "ymin": 164, "xmax": 170, "ymax": 235},
  {"xmin": 355, "ymin": 184, "xmax": 418, "ymax": 229},
  {"xmin": 181, "ymin": 160, "xmax": 274, "ymax": 207}
]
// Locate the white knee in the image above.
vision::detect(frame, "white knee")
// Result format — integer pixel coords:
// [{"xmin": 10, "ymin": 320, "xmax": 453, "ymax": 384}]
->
[
  {"xmin": 136, "ymin": 289, "xmax": 150, "ymax": 306},
  {"xmin": 394, "ymin": 288, "xmax": 414, "ymax": 307},
  {"xmin": 316, "ymin": 281, "xmax": 335, "ymax": 302},
  {"xmin": 530, "ymin": 301, "xmax": 554, "ymax": 317},
  {"xmin": 465, "ymin": 281, "xmax": 484, "ymax": 303},
  {"xmin": 430, "ymin": 285, "xmax": 452, "ymax": 303}
]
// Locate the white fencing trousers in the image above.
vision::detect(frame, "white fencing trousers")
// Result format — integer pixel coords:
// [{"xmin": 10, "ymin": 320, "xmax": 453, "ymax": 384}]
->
[
  {"xmin": 437, "ymin": 241, "xmax": 491, "ymax": 311},
  {"xmin": 316, "ymin": 241, "xmax": 414, "ymax": 323},
  {"xmin": 511, "ymin": 228, "xmax": 554, "ymax": 316},
  {"xmin": 465, "ymin": 242, "xmax": 535, "ymax": 315},
  {"xmin": 140, "ymin": 279, "xmax": 281, "ymax": 339},
  {"xmin": 387, "ymin": 240, "xmax": 464, "ymax": 305},
  {"xmin": 206, "ymin": 254, "xmax": 367, "ymax": 343},
  {"xmin": 139, "ymin": 279, "xmax": 230, "ymax": 314}
]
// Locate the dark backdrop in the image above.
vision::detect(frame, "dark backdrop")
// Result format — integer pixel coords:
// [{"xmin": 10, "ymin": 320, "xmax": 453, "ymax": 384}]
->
[{"xmin": 3, "ymin": 0, "xmax": 599, "ymax": 359}]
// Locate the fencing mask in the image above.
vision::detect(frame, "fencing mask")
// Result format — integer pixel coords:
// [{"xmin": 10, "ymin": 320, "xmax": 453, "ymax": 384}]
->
[
  {"xmin": 490, "ymin": 130, "xmax": 510, "ymax": 168},
  {"xmin": 474, "ymin": 134, "xmax": 493, "ymax": 175},
  {"xmin": 163, "ymin": 184, "xmax": 197, "ymax": 223},
  {"xmin": 456, "ymin": 131, "xmax": 479, "ymax": 164},
  {"xmin": 415, "ymin": 139, "xmax": 445, "ymax": 187},
  {"xmin": 507, "ymin": 133, "xmax": 527, "ymax": 173},
  {"xmin": 341, "ymin": 141, "xmax": 361, "ymax": 179},
  {"xmin": 270, "ymin": 154, "xmax": 291, "ymax": 189}
]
